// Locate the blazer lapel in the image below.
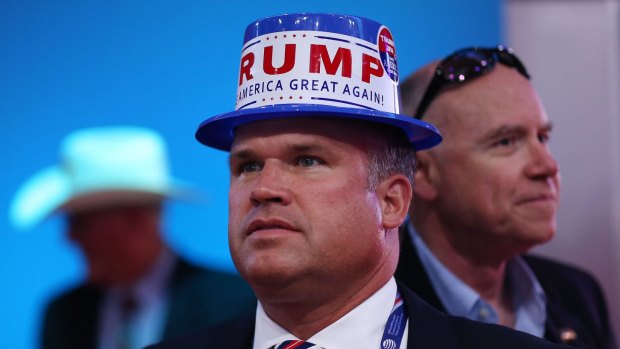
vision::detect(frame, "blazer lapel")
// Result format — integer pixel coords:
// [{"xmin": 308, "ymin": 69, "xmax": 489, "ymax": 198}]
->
[
  {"xmin": 206, "ymin": 311, "xmax": 256, "ymax": 349},
  {"xmin": 522, "ymin": 255, "xmax": 602, "ymax": 348},
  {"xmin": 42, "ymin": 284, "xmax": 102, "ymax": 349},
  {"xmin": 399, "ymin": 283, "xmax": 461, "ymax": 348}
]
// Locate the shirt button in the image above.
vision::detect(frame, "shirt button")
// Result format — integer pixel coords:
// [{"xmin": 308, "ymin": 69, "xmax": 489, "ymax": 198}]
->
[{"xmin": 479, "ymin": 308, "xmax": 490, "ymax": 319}]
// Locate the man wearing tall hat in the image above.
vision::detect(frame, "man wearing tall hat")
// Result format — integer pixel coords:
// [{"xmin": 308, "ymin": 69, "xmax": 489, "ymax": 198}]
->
[
  {"xmin": 148, "ymin": 13, "xmax": 571, "ymax": 349},
  {"xmin": 9, "ymin": 126, "xmax": 256, "ymax": 349}
]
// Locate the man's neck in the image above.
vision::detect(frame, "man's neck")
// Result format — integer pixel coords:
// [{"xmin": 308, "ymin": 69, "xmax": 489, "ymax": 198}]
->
[
  {"xmin": 413, "ymin": 219, "xmax": 512, "ymax": 316},
  {"xmin": 258, "ymin": 268, "xmax": 394, "ymax": 339}
]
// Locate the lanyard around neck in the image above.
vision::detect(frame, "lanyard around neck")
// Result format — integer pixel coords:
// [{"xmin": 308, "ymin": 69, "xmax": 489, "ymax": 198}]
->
[{"xmin": 380, "ymin": 292, "xmax": 407, "ymax": 349}]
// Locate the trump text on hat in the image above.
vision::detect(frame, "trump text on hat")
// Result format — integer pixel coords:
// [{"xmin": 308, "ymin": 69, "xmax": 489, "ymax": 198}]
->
[{"xmin": 235, "ymin": 27, "xmax": 399, "ymax": 113}]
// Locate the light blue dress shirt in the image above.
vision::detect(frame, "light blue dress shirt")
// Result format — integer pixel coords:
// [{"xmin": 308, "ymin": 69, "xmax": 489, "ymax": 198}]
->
[
  {"xmin": 408, "ymin": 224, "xmax": 547, "ymax": 337},
  {"xmin": 97, "ymin": 249, "xmax": 176, "ymax": 349}
]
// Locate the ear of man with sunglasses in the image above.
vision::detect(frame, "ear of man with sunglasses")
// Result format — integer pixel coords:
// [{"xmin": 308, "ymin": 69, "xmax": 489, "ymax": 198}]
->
[{"xmin": 395, "ymin": 46, "xmax": 616, "ymax": 349}]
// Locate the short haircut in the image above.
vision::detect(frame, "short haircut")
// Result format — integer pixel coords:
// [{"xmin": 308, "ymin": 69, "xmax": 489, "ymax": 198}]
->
[
  {"xmin": 399, "ymin": 64, "xmax": 437, "ymax": 118},
  {"xmin": 362, "ymin": 122, "xmax": 417, "ymax": 191}
]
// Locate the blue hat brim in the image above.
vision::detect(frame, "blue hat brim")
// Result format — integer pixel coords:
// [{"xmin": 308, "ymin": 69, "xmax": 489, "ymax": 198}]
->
[{"xmin": 196, "ymin": 105, "xmax": 442, "ymax": 151}]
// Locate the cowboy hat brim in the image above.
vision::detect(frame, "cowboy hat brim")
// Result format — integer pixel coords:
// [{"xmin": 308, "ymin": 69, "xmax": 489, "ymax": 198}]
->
[{"xmin": 9, "ymin": 165, "xmax": 194, "ymax": 231}]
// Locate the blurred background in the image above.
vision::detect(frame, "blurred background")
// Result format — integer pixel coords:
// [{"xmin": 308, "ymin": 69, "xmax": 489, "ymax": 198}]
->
[{"xmin": 1, "ymin": 0, "xmax": 618, "ymax": 347}]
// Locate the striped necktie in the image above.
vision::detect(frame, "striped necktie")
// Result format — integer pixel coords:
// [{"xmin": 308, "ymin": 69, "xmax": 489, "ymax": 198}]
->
[{"xmin": 270, "ymin": 339, "xmax": 322, "ymax": 349}]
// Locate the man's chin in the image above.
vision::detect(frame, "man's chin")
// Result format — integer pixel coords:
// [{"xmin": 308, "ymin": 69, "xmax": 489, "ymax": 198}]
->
[
  {"xmin": 242, "ymin": 263, "xmax": 307, "ymax": 293},
  {"xmin": 514, "ymin": 227, "xmax": 556, "ymax": 252},
  {"xmin": 86, "ymin": 269, "xmax": 134, "ymax": 287}
]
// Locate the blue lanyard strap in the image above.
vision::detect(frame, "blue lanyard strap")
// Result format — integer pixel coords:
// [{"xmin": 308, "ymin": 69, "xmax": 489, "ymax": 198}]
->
[{"xmin": 380, "ymin": 292, "xmax": 407, "ymax": 349}]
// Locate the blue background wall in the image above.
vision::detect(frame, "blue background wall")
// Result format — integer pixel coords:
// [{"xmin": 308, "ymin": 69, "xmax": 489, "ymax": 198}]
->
[{"xmin": 0, "ymin": 1, "xmax": 501, "ymax": 348}]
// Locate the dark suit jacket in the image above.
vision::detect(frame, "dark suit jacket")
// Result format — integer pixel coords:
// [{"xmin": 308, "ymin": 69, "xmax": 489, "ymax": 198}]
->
[
  {"xmin": 41, "ymin": 256, "xmax": 256, "ymax": 349},
  {"xmin": 146, "ymin": 283, "xmax": 571, "ymax": 349},
  {"xmin": 395, "ymin": 230, "xmax": 616, "ymax": 349}
]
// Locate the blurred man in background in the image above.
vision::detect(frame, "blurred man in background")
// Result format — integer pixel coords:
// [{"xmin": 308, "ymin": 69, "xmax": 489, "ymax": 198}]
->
[
  {"xmin": 10, "ymin": 126, "xmax": 256, "ymax": 349},
  {"xmin": 395, "ymin": 46, "xmax": 615, "ymax": 349}
]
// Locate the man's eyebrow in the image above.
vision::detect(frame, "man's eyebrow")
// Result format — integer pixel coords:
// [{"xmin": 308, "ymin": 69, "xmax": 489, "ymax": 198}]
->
[
  {"xmin": 288, "ymin": 143, "xmax": 323, "ymax": 153},
  {"xmin": 482, "ymin": 125, "xmax": 527, "ymax": 140},
  {"xmin": 480, "ymin": 121, "xmax": 553, "ymax": 141},
  {"xmin": 229, "ymin": 142, "xmax": 325, "ymax": 160},
  {"xmin": 541, "ymin": 121, "xmax": 554, "ymax": 133},
  {"xmin": 228, "ymin": 149, "xmax": 252, "ymax": 171},
  {"xmin": 229, "ymin": 148, "xmax": 254, "ymax": 161}
]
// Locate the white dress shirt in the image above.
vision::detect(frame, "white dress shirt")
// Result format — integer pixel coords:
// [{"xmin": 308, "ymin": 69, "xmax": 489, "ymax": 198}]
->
[{"xmin": 253, "ymin": 277, "xmax": 408, "ymax": 349}]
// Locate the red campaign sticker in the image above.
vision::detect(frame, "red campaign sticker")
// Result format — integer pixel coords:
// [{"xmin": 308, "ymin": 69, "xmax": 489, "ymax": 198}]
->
[{"xmin": 378, "ymin": 26, "xmax": 398, "ymax": 83}]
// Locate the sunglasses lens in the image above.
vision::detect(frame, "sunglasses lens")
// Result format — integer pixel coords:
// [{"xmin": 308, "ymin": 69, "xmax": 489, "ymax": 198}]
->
[
  {"xmin": 414, "ymin": 46, "xmax": 529, "ymax": 119},
  {"xmin": 497, "ymin": 49, "xmax": 530, "ymax": 79},
  {"xmin": 439, "ymin": 50, "xmax": 494, "ymax": 82}
]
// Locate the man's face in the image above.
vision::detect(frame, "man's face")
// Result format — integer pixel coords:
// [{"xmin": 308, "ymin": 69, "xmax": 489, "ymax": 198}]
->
[
  {"xmin": 67, "ymin": 204, "xmax": 163, "ymax": 286},
  {"xmin": 423, "ymin": 65, "xmax": 560, "ymax": 258},
  {"xmin": 228, "ymin": 118, "xmax": 391, "ymax": 298}
]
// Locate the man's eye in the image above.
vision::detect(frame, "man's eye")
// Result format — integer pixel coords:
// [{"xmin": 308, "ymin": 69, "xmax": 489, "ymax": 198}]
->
[
  {"xmin": 538, "ymin": 132, "xmax": 550, "ymax": 144},
  {"xmin": 494, "ymin": 137, "xmax": 516, "ymax": 147},
  {"xmin": 295, "ymin": 156, "xmax": 322, "ymax": 167},
  {"xmin": 239, "ymin": 162, "xmax": 262, "ymax": 173}
]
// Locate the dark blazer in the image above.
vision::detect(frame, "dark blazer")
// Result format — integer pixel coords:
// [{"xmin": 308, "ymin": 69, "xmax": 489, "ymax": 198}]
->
[
  {"xmin": 146, "ymin": 283, "xmax": 571, "ymax": 349},
  {"xmin": 41, "ymin": 256, "xmax": 256, "ymax": 349},
  {"xmin": 395, "ymin": 230, "xmax": 616, "ymax": 349}
]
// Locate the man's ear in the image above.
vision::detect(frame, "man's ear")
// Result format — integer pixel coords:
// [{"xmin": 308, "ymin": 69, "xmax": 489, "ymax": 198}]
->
[
  {"xmin": 412, "ymin": 152, "xmax": 438, "ymax": 201},
  {"xmin": 377, "ymin": 174, "xmax": 412, "ymax": 229}
]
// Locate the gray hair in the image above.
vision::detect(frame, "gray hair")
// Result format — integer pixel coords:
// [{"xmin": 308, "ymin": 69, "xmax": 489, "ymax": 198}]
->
[
  {"xmin": 363, "ymin": 124, "xmax": 417, "ymax": 191},
  {"xmin": 400, "ymin": 61, "xmax": 441, "ymax": 119}
]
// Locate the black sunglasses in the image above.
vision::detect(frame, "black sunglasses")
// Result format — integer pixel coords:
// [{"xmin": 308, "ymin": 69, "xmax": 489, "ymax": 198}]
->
[{"xmin": 414, "ymin": 45, "xmax": 530, "ymax": 119}]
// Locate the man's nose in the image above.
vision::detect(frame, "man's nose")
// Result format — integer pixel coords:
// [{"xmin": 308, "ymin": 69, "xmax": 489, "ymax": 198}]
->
[
  {"xmin": 250, "ymin": 162, "xmax": 292, "ymax": 206},
  {"xmin": 525, "ymin": 141, "xmax": 559, "ymax": 180}
]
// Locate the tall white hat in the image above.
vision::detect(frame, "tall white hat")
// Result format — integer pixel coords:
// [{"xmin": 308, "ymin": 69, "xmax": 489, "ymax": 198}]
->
[{"xmin": 195, "ymin": 13, "xmax": 442, "ymax": 151}]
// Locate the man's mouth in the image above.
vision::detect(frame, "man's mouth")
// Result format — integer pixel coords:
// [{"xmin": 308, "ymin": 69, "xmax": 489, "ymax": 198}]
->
[{"xmin": 246, "ymin": 218, "xmax": 298, "ymax": 235}]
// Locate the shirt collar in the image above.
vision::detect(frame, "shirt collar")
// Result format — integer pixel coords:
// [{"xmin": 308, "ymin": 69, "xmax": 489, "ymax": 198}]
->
[
  {"xmin": 407, "ymin": 223, "xmax": 547, "ymax": 337},
  {"xmin": 507, "ymin": 256, "xmax": 548, "ymax": 337},
  {"xmin": 253, "ymin": 277, "xmax": 407, "ymax": 349},
  {"xmin": 408, "ymin": 223, "xmax": 478, "ymax": 318},
  {"xmin": 99, "ymin": 249, "xmax": 176, "ymax": 349},
  {"xmin": 108, "ymin": 247, "xmax": 176, "ymax": 302}
]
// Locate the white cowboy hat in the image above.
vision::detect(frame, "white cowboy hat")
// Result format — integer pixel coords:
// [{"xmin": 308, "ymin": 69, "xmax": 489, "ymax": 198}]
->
[{"xmin": 9, "ymin": 126, "xmax": 194, "ymax": 230}]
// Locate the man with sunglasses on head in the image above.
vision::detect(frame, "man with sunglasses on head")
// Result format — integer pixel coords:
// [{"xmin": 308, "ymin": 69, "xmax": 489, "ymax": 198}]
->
[{"xmin": 395, "ymin": 46, "xmax": 615, "ymax": 349}]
